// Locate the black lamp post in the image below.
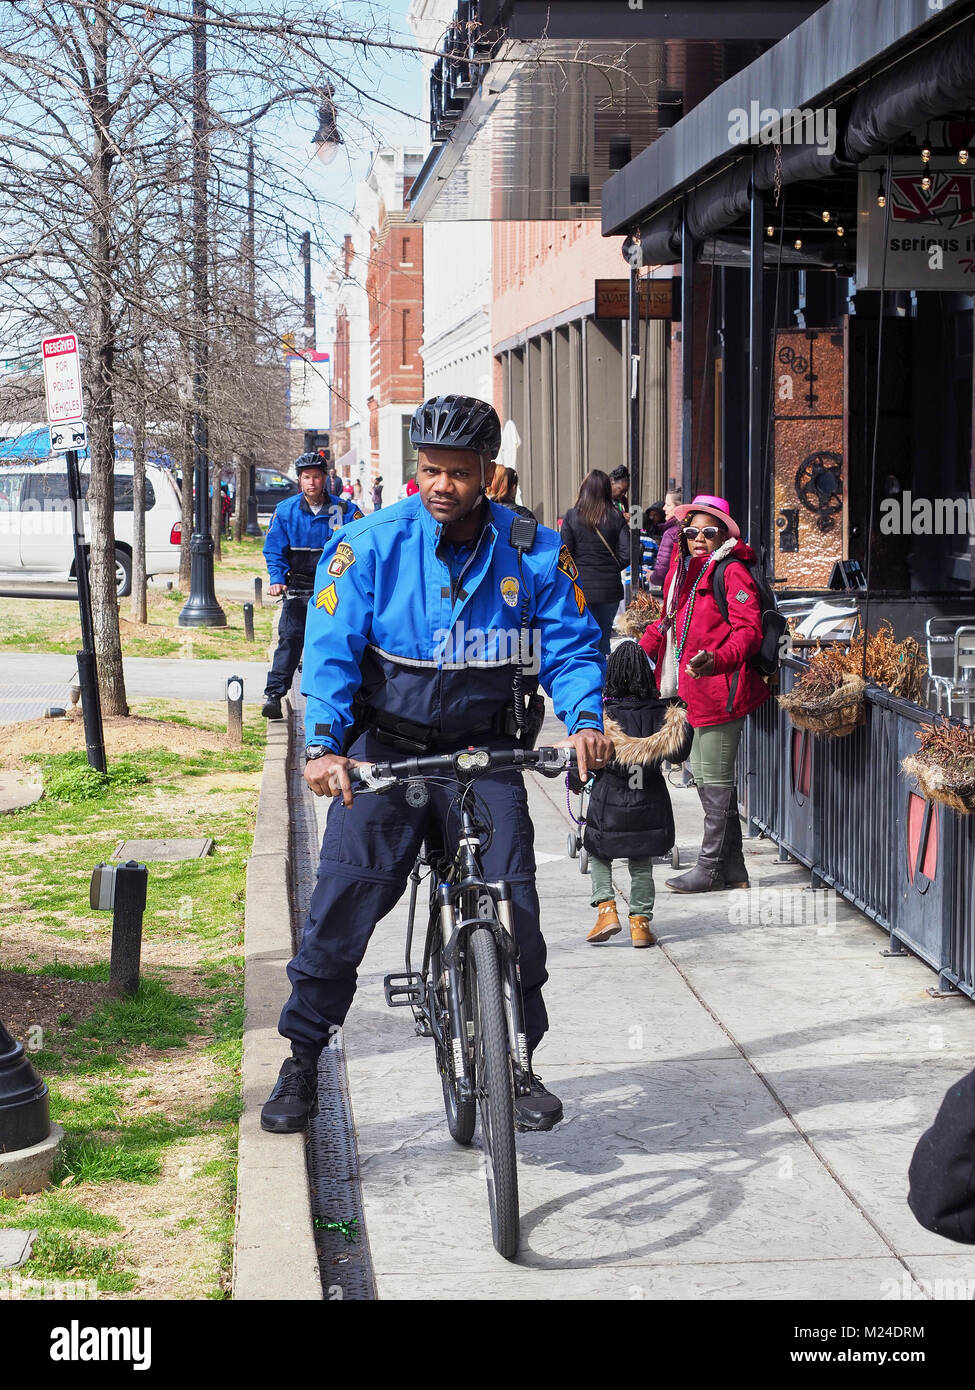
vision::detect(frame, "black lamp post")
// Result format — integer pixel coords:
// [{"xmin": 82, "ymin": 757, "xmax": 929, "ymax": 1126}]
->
[
  {"xmin": 179, "ymin": 0, "xmax": 226, "ymax": 627},
  {"xmin": 244, "ymin": 136, "xmax": 261, "ymax": 537},
  {"xmin": 0, "ymin": 1019, "xmax": 50, "ymax": 1156}
]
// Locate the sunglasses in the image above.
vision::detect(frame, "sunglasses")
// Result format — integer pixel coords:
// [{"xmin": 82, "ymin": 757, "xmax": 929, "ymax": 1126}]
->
[{"xmin": 683, "ymin": 525, "xmax": 724, "ymax": 540}]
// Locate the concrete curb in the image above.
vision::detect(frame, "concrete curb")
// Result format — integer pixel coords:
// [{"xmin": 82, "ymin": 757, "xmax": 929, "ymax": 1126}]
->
[{"xmin": 233, "ymin": 697, "xmax": 322, "ymax": 1301}]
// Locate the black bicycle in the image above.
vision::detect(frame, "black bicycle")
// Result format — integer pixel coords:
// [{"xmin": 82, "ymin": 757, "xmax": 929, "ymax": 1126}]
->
[{"xmin": 351, "ymin": 743, "xmax": 576, "ymax": 1260}]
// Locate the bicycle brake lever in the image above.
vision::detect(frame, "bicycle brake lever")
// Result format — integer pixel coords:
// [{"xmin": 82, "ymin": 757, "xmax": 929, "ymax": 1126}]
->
[{"xmin": 349, "ymin": 764, "xmax": 398, "ymax": 796}]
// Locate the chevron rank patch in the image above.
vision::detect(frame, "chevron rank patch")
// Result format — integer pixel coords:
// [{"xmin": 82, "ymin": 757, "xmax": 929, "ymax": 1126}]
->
[
  {"xmin": 734, "ymin": 588, "xmax": 749, "ymax": 603},
  {"xmin": 573, "ymin": 582, "xmax": 586, "ymax": 614},
  {"xmin": 557, "ymin": 544, "xmax": 579, "ymax": 582},
  {"xmin": 327, "ymin": 541, "xmax": 356, "ymax": 579},
  {"xmin": 315, "ymin": 582, "xmax": 339, "ymax": 615}
]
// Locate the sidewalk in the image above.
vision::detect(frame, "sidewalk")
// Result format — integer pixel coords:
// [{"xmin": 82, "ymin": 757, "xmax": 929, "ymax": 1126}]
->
[{"xmin": 312, "ymin": 710, "xmax": 975, "ymax": 1298}]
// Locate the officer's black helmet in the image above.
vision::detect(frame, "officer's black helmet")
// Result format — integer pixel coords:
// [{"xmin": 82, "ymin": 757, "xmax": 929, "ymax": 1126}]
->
[
  {"xmin": 409, "ymin": 395, "xmax": 502, "ymax": 460},
  {"xmin": 294, "ymin": 452, "xmax": 327, "ymax": 474}
]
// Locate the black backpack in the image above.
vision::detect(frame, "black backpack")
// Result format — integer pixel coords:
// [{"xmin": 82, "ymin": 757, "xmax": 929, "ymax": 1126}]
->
[{"xmin": 711, "ymin": 558, "xmax": 787, "ymax": 677}]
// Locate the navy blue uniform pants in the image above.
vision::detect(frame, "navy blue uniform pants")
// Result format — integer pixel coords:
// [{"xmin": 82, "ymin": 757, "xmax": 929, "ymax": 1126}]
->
[
  {"xmin": 278, "ymin": 731, "xmax": 550, "ymax": 1059},
  {"xmin": 264, "ymin": 594, "xmax": 308, "ymax": 699}
]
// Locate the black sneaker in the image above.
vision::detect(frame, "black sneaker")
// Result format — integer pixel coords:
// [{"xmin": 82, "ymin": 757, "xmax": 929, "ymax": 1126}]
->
[
  {"xmin": 262, "ymin": 697, "xmax": 283, "ymax": 720},
  {"xmin": 514, "ymin": 1072, "xmax": 564, "ymax": 1133},
  {"xmin": 260, "ymin": 1055, "xmax": 318, "ymax": 1133}
]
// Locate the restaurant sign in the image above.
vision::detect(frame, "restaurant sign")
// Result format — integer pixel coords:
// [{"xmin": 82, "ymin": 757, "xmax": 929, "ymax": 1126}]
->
[{"xmin": 857, "ymin": 158, "xmax": 975, "ymax": 290}]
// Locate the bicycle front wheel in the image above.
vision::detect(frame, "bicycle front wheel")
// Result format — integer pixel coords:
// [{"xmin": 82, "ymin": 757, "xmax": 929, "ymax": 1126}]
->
[{"xmin": 469, "ymin": 925, "xmax": 519, "ymax": 1259}]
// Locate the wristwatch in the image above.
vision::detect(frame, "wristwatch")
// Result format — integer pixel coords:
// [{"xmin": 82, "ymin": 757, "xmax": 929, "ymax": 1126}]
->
[{"xmin": 304, "ymin": 745, "xmax": 332, "ymax": 762}]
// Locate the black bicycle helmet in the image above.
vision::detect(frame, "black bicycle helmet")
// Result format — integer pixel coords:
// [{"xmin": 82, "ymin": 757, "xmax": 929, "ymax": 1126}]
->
[
  {"xmin": 409, "ymin": 394, "xmax": 502, "ymax": 459},
  {"xmin": 294, "ymin": 452, "xmax": 327, "ymax": 474}
]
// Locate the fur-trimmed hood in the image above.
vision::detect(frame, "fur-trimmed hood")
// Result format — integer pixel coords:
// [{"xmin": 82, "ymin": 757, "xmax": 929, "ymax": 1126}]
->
[{"xmin": 604, "ymin": 702, "xmax": 689, "ymax": 767}]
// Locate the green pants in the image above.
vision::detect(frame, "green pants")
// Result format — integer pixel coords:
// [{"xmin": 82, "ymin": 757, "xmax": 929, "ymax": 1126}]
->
[
  {"xmin": 590, "ymin": 855, "xmax": 655, "ymax": 917},
  {"xmin": 688, "ymin": 717, "xmax": 745, "ymax": 786}
]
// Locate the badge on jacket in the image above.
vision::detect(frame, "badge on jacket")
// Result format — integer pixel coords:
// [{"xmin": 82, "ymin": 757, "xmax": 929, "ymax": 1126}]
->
[
  {"xmin": 327, "ymin": 541, "xmax": 356, "ymax": 578},
  {"xmin": 315, "ymin": 582, "xmax": 339, "ymax": 615},
  {"xmin": 557, "ymin": 544, "xmax": 578, "ymax": 582},
  {"xmin": 734, "ymin": 588, "xmax": 749, "ymax": 603},
  {"xmin": 500, "ymin": 576, "xmax": 519, "ymax": 608}
]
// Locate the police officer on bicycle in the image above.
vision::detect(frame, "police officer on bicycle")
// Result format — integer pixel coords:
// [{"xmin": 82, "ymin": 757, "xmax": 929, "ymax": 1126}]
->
[
  {"xmin": 260, "ymin": 453, "xmax": 362, "ymax": 720},
  {"xmin": 261, "ymin": 395, "xmax": 614, "ymax": 1133}
]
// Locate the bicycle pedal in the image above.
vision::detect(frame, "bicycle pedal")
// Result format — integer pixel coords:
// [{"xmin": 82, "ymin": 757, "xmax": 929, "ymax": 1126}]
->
[{"xmin": 384, "ymin": 972, "xmax": 425, "ymax": 1007}]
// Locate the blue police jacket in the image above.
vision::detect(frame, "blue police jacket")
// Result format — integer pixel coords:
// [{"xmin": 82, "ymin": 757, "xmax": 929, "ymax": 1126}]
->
[
  {"xmin": 262, "ymin": 490, "xmax": 362, "ymax": 588},
  {"xmin": 302, "ymin": 495, "xmax": 606, "ymax": 751}
]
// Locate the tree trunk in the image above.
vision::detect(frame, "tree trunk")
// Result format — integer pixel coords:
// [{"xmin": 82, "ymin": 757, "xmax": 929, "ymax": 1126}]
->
[
  {"xmin": 233, "ymin": 454, "xmax": 246, "ymax": 542},
  {"xmin": 87, "ymin": 3, "xmax": 127, "ymax": 716},
  {"xmin": 130, "ymin": 227, "xmax": 147, "ymax": 623}
]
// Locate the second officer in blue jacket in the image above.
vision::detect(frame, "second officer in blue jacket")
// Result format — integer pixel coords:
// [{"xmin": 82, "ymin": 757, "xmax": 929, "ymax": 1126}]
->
[
  {"xmin": 261, "ymin": 395, "xmax": 614, "ymax": 1134},
  {"xmin": 260, "ymin": 453, "xmax": 361, "ymax": 720}
]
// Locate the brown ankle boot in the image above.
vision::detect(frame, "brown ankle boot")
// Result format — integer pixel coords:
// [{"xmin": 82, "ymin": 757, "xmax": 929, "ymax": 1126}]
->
[
  {"xmin": 629, "ymin": 915, "xmax": 656, "ymax": 948},
  {"xmin": 587, "ymin": 900, "xmax": 621, "ymax": 943}
]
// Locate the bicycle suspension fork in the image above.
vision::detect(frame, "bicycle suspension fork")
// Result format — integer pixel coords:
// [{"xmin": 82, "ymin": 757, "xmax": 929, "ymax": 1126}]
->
[
  {"xmin": 492, "ymin": 882, "xmax": 531, "ymax": 1096},
  {"xmin": 437, "ymin": 882, "xmax": 474, "ymax": 1102}
]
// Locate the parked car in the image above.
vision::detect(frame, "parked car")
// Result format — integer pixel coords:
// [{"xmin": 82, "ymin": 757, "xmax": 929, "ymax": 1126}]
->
[
  {"xmin": 254, "ymin": 467, "xmax": 299, "ymax": 514},
  {"xmin": 0, "ymin": 458, "xmax": 182, "ymax": 596}
]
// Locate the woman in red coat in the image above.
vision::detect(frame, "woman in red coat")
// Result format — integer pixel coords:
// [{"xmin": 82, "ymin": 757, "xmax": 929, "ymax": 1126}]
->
[{"xmin": 639, "ymin": 495, "xmax": 768, "ymax": 892}]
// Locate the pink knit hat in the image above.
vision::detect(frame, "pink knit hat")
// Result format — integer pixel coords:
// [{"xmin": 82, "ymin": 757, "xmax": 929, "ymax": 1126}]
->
[{"xmin": 672, "ymin": 493, "xmax": 741, "ymax": 540}]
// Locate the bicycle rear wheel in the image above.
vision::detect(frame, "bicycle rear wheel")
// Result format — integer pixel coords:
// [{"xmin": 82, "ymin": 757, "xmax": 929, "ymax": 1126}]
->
[
  {"xmin": 430, "ymin": 929, "xmax": 476, "ymax": 1145},
  {"xmin": 469, "ymin": 924, "xmax": 519, "ymax": 1259}
]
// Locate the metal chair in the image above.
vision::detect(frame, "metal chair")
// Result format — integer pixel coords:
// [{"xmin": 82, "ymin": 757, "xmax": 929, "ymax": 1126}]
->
[{"xmin": 924, "ymin": 616, "xmax": 975, "ymax": 716}]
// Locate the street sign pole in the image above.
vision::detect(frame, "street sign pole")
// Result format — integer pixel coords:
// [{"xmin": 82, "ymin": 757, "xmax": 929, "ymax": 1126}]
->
[
  {"xmin": 66, "ymin": 449, "xmax": 106, "ymax": 774},
  {"xmin": 41, "ymin": 331, "xmax": 105, "ymax": 773}
]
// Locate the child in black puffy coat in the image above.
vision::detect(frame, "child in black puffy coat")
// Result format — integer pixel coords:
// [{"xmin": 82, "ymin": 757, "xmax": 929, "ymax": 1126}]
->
[{"xmin": 583, "ymin": 641, "xmax": 692, "ymax": 947}]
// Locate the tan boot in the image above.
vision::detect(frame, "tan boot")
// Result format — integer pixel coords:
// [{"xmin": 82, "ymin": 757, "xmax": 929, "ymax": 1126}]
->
[
  {"xmin": 587, "ymin": 900, "xmax": 621, "ymax": 943},
  {"xmin": 629, "ymin": 915, "xmax": 656, "ymax": 948}
]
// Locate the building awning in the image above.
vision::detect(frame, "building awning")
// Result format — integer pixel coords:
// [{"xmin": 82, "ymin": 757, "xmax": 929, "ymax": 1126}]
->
[
  {"xmin": 603, "ymin": 0, "xmax": 975, "ymax": 253},
  {"xmin": 407, "ymin": 2, "xmax": 824, "ymax": 223}
]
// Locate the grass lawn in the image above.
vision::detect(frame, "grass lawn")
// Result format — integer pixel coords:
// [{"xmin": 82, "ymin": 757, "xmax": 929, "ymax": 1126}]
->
[
  {"xmin": 0, "ymin": 701, "xmax": 265, "ymax": 1299},
  {"xmin": 0, "ymin": 587, "xmax": 275, "ymax": 662}
]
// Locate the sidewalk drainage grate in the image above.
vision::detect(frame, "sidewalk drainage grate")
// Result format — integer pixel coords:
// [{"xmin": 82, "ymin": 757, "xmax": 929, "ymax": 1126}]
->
[{"xmin": 288, "ymin": 689, "xmax": 376, "ymax": 1301}]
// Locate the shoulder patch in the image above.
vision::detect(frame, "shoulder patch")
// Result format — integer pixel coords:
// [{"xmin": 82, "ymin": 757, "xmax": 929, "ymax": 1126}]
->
[
  {"xmin": 351, "ymin": 508, "xmax": 363, "ymax": 520},
  {"xmin": 734, "ymin": 588, "xmax": 750, "ymax": 604},
  {"xmin": 557, "ymin": 544, "xmax": 579, "ymax": 582},
  {"xmin": 315, "ymin": 582, "xmax": 339, "ymax": 615},
  {"xmin": 327, "ymin": 541, "xmax": 356, "ymax": 579}
]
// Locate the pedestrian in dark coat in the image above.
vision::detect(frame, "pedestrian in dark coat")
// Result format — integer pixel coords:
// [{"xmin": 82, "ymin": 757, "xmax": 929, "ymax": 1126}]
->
[
  {"xmin": 908, "ymin": 1066, "xmax": 975, "ymax": 1243},
  {"xmin": 559, "ymin": 469, "xmax": 630, "ymax": 655},
  {"xmin": 371, "ymin": 476, "xmax": 383, "ymax": 510},
  {"xmin": 583, "ymin": 641, "xmax": 692, "ymax": 948}
]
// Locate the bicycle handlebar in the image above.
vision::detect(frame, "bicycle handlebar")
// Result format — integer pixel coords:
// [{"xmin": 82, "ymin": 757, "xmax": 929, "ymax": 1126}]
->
[{"xmin": 350, "ymin": 744, "xmax": 577, "ymax": 796}]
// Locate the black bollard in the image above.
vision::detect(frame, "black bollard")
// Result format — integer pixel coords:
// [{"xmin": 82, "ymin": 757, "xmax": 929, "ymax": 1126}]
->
[
  {"xmin": 254, "ymin": 576, "xmax": 263, "ymax": 609},
  {"xmin": 106, "ymin": 862, "xmax": 149, "ymax": 997},
  {"xmin": 243, "ymin": 602, "xmax": 254, "ymax": 641},
  {"xmin": 0, "ymin": 1019, "xmax": 50, "ymax": 1154}
]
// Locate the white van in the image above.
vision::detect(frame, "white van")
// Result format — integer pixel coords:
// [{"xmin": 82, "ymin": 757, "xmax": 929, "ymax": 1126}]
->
[{"xmin": 0, "ymin": 458, "xmax": 182, "ymax": 596}]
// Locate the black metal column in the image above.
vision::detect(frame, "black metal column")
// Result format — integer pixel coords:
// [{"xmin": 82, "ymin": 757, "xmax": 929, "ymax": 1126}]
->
[
  {"xmin": 179, "ymin": 0, "xmax": 226, "ymax": 628},
  {"xmin": 748, "ymin": 175, "xmax": 766, "ymax": 557},
  {"xmin": 628, "ymin": 264, "xmax": 643, "ymax": 591},
  {"xmin": 680, "ymin": 204, "xmax": 695, "ymax": 503}
]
